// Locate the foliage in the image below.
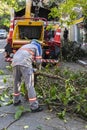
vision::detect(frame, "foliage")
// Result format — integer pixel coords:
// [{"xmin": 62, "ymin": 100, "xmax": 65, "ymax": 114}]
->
[
  {"xmin": 20, "ymin": 81, "xmax": 28, "ymax": 99},
  {"xmin": 1, "ymin": 64, "xmax": 87, "ymax": 121},
  {"xmin": 0, "ymin": 0, "xmax": 25, "ymax": 29},
  {"xmin": 6, "ymin": 65, "xmax": 13, "ymax": 71},
  {"xmin": 0, "ymin": 88, "xmax": 13, "ymax": 106},
  {"xmin": 0, "ymin": 70, "xmax": 4, "ymax": 75},
  {"xmin": 1, "ymin": 0, "xmax": 25, "ymax": 10},
  {"xmin": 0, "ymin": 67, "xmax": 13, "ymax": 107},
  {"xmin": 45, "ymin": 0, "xmax": 63, "ymax": 8},
  {"xmin": 15, "ymin": 106, "xmax": 30, "ymax": 120},
  {"xmin": 49, "ymin": 0, "xmax": 87, "ymax": 26},
  {"xmin": 35, "ymin": 66, "xmax": 87, "ymax": 120},
  {"xmin": 61, "ymin": 40, "xmax": 87, "ymax": 61},
  {"xmin": 46, "ymin": 24, "xmax": 54, "ymax": 30}
]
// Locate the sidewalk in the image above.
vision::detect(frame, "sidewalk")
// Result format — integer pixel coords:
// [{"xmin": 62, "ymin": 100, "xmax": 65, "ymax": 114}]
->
[
  {"xmin": 0, "ymin": 75, "xmax": 87, "ymax": 130},
  {"xmin": 0, "ymin": 102, "xmax": 87, "ymax": 130}
]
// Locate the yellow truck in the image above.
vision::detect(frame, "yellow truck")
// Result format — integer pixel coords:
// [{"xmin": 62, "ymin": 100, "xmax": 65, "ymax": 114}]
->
[{"xmin": 5, "ymin": 0, "xmax": 61, "ymax": 63}]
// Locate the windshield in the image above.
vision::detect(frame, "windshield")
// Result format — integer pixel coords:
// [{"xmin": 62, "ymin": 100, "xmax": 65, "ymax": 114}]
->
[{"xmin": 0, "ymin": 29, "xmax": 6, "ymax": 33}]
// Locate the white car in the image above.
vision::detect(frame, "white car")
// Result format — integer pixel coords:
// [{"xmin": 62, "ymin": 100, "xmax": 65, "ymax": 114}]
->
[{"xmin": 0, "ymin": 29, "xmax": 8, "ymax": 39}]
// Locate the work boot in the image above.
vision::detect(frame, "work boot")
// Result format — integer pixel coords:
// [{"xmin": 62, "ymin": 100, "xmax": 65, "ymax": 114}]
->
[
  {"xmin": 31, "ymin": 106, "xmax": 43, "ymax": 113},
  {"xmin": 13, "ymin": 100, "xmax": 21, "ymax": 106}
]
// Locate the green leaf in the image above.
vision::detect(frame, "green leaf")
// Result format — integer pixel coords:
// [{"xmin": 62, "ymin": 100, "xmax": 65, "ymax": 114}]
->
[
  {"xmin": 20, "ymin": 82, "xmax": 27, "ymax": 95},
  {"xmin": 36, "ymin": 126, "xmax": 42, "ymax": 130},
  {"xmin": 3, "ymin": 77, "xmax": 7, "ymax": 84},
  {"xmin": 85, "ymin": 125, "xmax": 87, "ymax": 129},
  {"xmin": 76, "ymin": 104, "xmax": 81, "ymax": 112},
  {"xmin": 84, "ymin": 87, "xmax": 87, "ymax": 94},
  {"xmin": 57, "ymin": 109, "xmax": 66, "ymax": 120},
  {"xmin": 2, "ymin": 100, "xmax": 13, "ymax": 106},
  {"xmin": 14, "ymin": 106, "xmax": 30, "ymax": 119},
  {"xmin": 0, "ymin": 70, "xmax": 4, "ymax": 75},
  {"xmin": 3, "ymin": 128, "xmax": 7, "ymax": 130},
  {"xmin": 45, "ymin": 117, "xmax": 51, "ymax": 120},
  {"xmin": 6, "ymin": 65, "xmax": 12, "ymax": 71},
  {"xmin": 15, "ymin": 110, "xmax": 23, "ymax": 120},
  {"xmin": 50, "ymin": 87, "xmax": 57, "ymax": 97},
  {"xmin": 0, "ymin": 96, "xmax": 5, "ymax": 102},
  {"xmin": 4, "ymin": 94, "xmax": 9, "ymax": 98},
  {"xmin": 24, "ymin": 125, "xmax": 29, "ymax": 129}
]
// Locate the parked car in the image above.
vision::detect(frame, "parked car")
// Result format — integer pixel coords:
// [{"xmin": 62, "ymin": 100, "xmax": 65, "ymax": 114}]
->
[{"xmin": 0, "ymin": 29, "xmax": 8, "ymax": 39}]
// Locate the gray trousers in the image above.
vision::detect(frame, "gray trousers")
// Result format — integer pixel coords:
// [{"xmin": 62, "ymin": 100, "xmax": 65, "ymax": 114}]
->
[{"xmin": 13, "ymin": 65, "xmax": 39, "ymax": 110}]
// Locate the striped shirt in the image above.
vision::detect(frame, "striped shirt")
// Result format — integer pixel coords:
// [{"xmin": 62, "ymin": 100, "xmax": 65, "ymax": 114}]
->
[{"xmin": 12, "ymin": 40, "xmax": 42, "ymax": 68}]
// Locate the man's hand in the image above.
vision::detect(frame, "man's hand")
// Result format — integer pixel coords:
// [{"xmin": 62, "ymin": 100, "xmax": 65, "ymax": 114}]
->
[
  {"xmin": 33, "ymin": 68, "xmax": 38, "ymax": 73},
  {"xmin": 35, "ymin": 63, "xmax": 42, "ymax": 70}
]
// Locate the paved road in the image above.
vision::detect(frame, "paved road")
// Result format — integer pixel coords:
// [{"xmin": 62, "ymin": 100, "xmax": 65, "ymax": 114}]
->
[
  {"xmin": 0, "ymin": 39, "xmax": 10, "ymax": 74},
  {"xmin": 0, "ymin": 39, "xmax": 87, "ymax": 130}
]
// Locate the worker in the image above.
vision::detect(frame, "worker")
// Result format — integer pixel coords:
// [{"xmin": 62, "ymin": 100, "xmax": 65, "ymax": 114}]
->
[
  {"xmin": 63, "ymin": 28, "xmax": 69, "ymax": 41},
  {"xmin": 11, "ymin": 39, "xmax": 43, "ymax": 112}
]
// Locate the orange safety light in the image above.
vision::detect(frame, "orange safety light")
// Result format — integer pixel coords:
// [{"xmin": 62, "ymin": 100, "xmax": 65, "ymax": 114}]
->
[{"xmin": 54, "ymin": 28, "xmax": 61, "ymax": 44}]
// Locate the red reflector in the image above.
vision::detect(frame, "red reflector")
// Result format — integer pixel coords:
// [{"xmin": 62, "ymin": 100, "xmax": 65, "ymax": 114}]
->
[
  {"xmin": 46, "ymin": 50, "xmax": 50, "ymax": 55},
  {"xmin": 13, "ymin": 50, "xmax": 16, "ymax": 53}
]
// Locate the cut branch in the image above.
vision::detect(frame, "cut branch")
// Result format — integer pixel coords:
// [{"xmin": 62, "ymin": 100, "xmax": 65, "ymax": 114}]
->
[
  {"xmin": 0, "ymin": 119, "xmax": 18, "ymax": 130},
  {"xmin": 35, "ymin": 72, "xmax": 65, "ymax": 81}
]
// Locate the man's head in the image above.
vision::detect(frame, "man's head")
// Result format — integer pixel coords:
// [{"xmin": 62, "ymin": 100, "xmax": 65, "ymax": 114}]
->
[
  {"xmin": 31, "ymin": 39, "xmax": 41, "ymax": 45},
  {"xmin": 31, "ymin": 39, "xmax": 42, "ymax": 55}
]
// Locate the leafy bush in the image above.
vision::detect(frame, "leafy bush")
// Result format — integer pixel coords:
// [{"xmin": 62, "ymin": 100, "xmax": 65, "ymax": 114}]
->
[
  {"xmin": 61, "ymin": 40, "xmax": 87, "ymax": 61},
  {"xmin": 35, "ymin": 67, "xmax": 87, "ymax": 120}
]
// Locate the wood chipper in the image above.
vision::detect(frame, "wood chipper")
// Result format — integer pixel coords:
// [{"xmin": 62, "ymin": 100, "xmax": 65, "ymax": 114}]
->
[{"xmin": 5, "ymin": 0, "xmax": 61, "ymax": 64}]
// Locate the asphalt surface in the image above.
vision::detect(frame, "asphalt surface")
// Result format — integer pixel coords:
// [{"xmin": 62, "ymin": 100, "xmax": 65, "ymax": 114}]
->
[
  {"xmin": 0, "ymin": 39, "xmax": 87, "ymax": 130},
  {"xmin": 0, "ymin": 39, "xmax": 10, "ymax": 74}
]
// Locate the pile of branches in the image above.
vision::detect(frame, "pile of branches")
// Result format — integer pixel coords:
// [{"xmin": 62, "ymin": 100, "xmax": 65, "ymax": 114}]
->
[
  {"xmin": 35, "ymin": 66, "xmax": 87, "ymax": 120},
  {"xmin": 61, "ymin": 40, "xmax": 87, "ymax": 62},
  {"xmin": 0, "ymin": 66, "xmax": 87, "ymax": 121}
]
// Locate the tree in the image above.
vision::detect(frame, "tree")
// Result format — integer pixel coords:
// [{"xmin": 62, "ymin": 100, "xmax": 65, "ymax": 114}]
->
[
  {"xmin": 43, "ymin": 0, "xmax": 64, "ymax": 8},
  {"xmin": 0, "ymin": 0, "xmax": 25, "ymax": 29},
  {"xmin": 49, "ymin": 0, "xmax": 87, "ymax": 26}
]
